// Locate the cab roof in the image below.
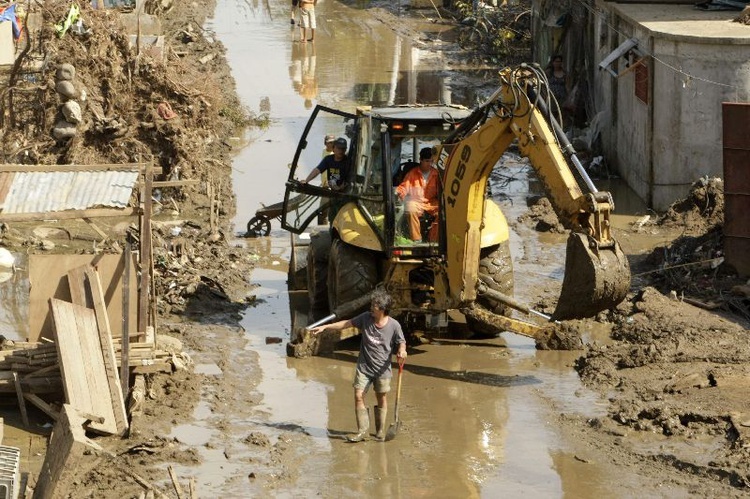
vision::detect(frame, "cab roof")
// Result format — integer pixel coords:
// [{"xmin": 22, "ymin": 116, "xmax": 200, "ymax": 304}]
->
[{"xmin": 367, "ymin": 105, "xmax": 472, "ymax": 123}]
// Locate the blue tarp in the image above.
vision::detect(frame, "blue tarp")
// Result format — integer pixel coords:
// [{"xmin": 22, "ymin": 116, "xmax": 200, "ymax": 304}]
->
[
  {"xmin": 0, "ymin": 4, "xmax": 22, "ymax": 39},
  {"xmin": 695, "ymin": 0, "xmax": 750, "ymax": 11}
]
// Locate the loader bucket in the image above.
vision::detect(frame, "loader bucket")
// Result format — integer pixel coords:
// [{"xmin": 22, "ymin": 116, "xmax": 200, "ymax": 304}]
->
[{"xmin": 553, "ymin": 232, "xmax": 630, "ymax": 320}]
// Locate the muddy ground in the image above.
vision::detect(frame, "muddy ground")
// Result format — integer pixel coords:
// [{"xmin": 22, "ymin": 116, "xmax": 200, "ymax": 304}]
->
[{"xmin": 2, "ymin": 0, "xmax": 749, "ymax": 497}]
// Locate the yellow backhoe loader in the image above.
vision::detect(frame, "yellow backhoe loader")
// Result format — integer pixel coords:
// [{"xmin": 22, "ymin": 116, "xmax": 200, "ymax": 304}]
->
[{"xmin": 281, "ymin": 64, "xmax": 630, "ymax": 348}]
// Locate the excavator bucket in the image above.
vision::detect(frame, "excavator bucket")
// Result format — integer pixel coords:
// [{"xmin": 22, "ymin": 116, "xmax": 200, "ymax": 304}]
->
[{"xmin": 553, "ymin": 233, "xmax": 630, "ymax": 320}]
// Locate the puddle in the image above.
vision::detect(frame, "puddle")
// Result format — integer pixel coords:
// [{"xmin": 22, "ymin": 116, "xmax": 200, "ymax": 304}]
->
[
  {"xmin": 170, "ymin": 423, "xmax": 216, "ymax": 447},
  {"xmin": 193, "ymin": 363, "xmax": 223, "ymax": 376},
  {"xmin": 0, "ymin": 253, "xmax": 29, "ymax": 342}
]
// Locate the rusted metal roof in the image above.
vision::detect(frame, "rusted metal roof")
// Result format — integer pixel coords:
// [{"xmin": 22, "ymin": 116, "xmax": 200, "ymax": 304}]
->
[{"xmin": 0, "ymin": 170, "xmax": 139, "ymax": 214}]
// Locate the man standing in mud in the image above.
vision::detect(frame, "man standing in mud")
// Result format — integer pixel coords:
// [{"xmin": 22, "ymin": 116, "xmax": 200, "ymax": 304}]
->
[{"xmin": 310, "ymin": 290, "xmax": 407, "ymax": 442}]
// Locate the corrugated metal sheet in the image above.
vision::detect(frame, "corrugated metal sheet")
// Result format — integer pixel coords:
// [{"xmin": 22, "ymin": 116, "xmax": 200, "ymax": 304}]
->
[
  {"xmin": 722, "ymin": 102, "xmax": 750, "ymax": 277},
  {"xmin": 0, "ymin": 170, "xmax": 138, "ymax": 214}
]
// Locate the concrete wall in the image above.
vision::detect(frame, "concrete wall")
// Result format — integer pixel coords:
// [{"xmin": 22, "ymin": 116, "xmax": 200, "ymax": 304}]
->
[
  {"xmin": 650, "ymin": 39, "xmax": 750, "ymax": 209},
  {"xmin": 593, "ymin": 3, "xmax": 750, "ymax": 211}
]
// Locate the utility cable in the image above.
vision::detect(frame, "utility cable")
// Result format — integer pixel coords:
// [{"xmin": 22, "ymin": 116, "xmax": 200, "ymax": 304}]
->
[{"xmin": 570, "ymin": 0, "xmax": 747, "ymax": 94}]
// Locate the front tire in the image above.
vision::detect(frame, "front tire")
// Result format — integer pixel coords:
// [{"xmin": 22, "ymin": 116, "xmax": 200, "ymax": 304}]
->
[
  {"xmin": 327, "ymin": 239, "xmax": 378, "ymax": 315},
  {"xmin": 307, "ymin": 231, "xmax": 332, "ymax": 313},
  {"xmin": 466, "ymin": 241, "xmax": 514, "ymax": 337}
]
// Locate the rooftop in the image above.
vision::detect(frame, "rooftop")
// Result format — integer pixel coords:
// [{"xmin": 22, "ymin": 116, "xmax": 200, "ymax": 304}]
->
[{"xmin": 613, "ymin": 3, "xmax": 750, "ymax": 43}]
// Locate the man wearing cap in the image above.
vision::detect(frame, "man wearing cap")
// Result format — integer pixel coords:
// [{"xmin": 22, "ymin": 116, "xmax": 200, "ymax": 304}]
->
[
  {"xmin": 302, "ymin": 137, "xmax": 352, "ymax": 222},
  {"xmin": 396, "ymin": 147, "xmax": 440, "ymax": 242}
]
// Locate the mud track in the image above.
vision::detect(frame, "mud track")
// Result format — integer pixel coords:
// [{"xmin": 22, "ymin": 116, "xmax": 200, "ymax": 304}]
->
[{"xmin": 6, "ymin": 0, "xmax": 749, "ymax": 496}]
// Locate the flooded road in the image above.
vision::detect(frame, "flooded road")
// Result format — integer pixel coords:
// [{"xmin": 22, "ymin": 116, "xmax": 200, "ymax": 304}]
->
[{"xmin": 177, "ymin": 0, "xmax": 663, "ymax": 495}]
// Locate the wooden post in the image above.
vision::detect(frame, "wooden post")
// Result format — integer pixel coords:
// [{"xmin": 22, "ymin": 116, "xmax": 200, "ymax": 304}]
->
[
  {"xmin": 121, "ymin": 243, "xmax": 131, "ymax": 400},
  {"xmin": 86, "ymin": 266, "xmax": 129, "ymax": 435},
  {"xmin": 13, "ymin": 372, "xmax": 29, "ymax": 428},
  {"xmin": 138, "ymin": 164, "xmax": 153, "ymax": 335}
]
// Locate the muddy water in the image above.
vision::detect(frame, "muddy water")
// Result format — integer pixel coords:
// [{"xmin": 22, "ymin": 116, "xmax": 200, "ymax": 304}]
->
[{"xmin": 191, "ymin": 0, "xmax": 653, "ymax": 495}]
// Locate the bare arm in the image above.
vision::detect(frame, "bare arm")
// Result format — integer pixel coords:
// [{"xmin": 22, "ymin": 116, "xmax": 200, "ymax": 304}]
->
[
  {"xmin": 301, "ymin": 167, "xmax": 321, "ymax": 184},
  {"xmin": 396, "ymin": 342, "xmax": 407, "ymax": 360},
  {"xmin": 309, "ymin": 318, "xmax": 353, "ymax": 335}
]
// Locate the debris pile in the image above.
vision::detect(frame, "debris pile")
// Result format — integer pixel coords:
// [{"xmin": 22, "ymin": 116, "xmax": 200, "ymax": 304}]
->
[
  {"xmin": 657, "ymin": 176, "xmax": 724, "ymax": 235},
  {"xmin": 517, "ymin": 196, "xmax": 565, "ymax": 233}
]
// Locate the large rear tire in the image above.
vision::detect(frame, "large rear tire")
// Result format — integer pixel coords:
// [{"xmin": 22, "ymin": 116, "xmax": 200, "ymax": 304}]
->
[
  {"xmin": 327, "ymin": 239, "xmax": 378, "ymax": 316},
  {"xmin": 307, "ymin": 231, "xmax": 332, "ymax": 313},
  {"xmin": 466, "ymin": 241, "xmax": 514, "ymax": 337}
]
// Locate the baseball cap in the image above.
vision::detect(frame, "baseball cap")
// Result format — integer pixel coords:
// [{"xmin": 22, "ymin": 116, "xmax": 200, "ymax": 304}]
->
[
  {"xmin": 324, "ymin": 134, "xmax": 335, "ymax": 144},
  {"xmin": 419, "ymin": 147, "xmax": 433, "ymax": 160},
  {"xmin": 334, "ymin": 137, "xmax": 347, "ymax": 149}
]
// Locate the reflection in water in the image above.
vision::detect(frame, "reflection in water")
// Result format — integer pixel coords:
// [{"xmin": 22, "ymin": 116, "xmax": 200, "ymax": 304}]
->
[{"xmin": 290, "ymin": 42, "xmax": 318, "ymax": 109}]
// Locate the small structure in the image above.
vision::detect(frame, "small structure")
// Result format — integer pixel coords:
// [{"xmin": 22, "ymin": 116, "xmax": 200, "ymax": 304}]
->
[{"xmin": 532, "ymin": 1, "xmax": 750, "ymax": 210}]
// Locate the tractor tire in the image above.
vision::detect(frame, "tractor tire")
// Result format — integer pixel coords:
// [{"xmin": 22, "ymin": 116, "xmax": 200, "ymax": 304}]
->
[
  {"xmin": 327, "ymin": 239, "xmax": 378, "ymax": 316},
  {"xmin": 288, "ymin": 236, "xmax": 308, "ymax": 291},
  {"xmin": 466, "ymin": 242, "xmax": 514, "ymax": 337},
  {"xmin": 307, "ymin": 231, "xmax": 332, "ymax": 313}
]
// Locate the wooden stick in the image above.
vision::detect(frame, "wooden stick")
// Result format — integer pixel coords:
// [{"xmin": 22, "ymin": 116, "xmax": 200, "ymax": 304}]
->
[
  {"xmin": 86, "ymin": 266, "xmax": 129, "ymax": 435},
  {"xmin": 0, "ymin": 208, "xmax": 140, "ymax": 222},
  {"xmin": 13, "ymin": 372, "xmax": 29, "ymax": 427},
  {"xmin": 168, "ymin": 465, "xmax": 184, "ymax": 499},
  {"xmin": 23, "ymin": 393, "xmax": 59, "ymax": 421},
  {"xmin": 189, "ymin": 477, "xmax": 197, "ymax": 499},
  {"xmin": 121, "ymin": 244, "xmax": 131, "ymax": 400},
  {"xmin": 83, "ymin": 217, "xmax": 109, "ymax": 240},
  {"xmin": 0, "ymin": 163, "xmax": 155, "ymax": 173},
  {"xmin": 138, "ymin": 164, "xmax": 153, "ymax": 334}
]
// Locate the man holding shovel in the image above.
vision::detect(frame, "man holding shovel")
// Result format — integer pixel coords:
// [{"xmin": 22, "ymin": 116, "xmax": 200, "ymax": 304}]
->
[{"xmin": 310, "ymin": 289, "xmax": 407, "ymax": 442}]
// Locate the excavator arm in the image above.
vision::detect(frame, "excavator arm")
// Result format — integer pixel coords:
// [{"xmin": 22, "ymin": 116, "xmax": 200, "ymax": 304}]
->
[{"xmin": 439, "ymin": 64, "xmax": 630, "ymax": 320}]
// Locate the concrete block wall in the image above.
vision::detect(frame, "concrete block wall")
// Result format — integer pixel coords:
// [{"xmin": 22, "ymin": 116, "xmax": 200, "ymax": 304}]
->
[
  {"xmin": 590, "ymin": 2, "xmax": 750, "ymax": 211},
  {"xmin": 650, "ymin": 39, "xmax": 750, "ymax": 210}
]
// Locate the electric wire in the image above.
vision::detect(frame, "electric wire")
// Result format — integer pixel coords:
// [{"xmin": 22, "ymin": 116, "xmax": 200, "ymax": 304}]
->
[{"xmin": 570, "ymin": 0, "xmax": 748, "ymax": 94}]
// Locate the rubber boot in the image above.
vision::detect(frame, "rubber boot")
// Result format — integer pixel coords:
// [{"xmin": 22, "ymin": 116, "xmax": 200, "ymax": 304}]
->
[
  {"xmin": 347, "ymin": 407, "xmax": 369, "ymax": 442},
  {"xmin": 374, "ymin": 406, "xmax": 387, "ymax": 441}
]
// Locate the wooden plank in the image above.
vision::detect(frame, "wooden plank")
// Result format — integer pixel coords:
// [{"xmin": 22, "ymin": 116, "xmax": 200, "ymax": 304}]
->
[
  {"xmin": 67, "ymin": 266, "xmax": 90, "ymax": 308},
  {"xmin": 50, "ymin": 299, "xmax": 118, "ymax": 435},
  {"xmin": 23, "ymin": 393, "xmax": 59, "ymax": 421},
  {"xmin": 0, "ymin": 163, "xmax": 160, "ymax": 173},
  {"xmin": 121, "ymin": 244, "xmax": 131, "ymax": 400},
  {"xmin": 0, "ymin": 207, "xmax": 140, "ymax": 222},
  {"xmin": 30, "ymin": 253, "xmax": 138, "ymax": 342},
  {"xmin": 32, "ymin": 404, "xmax": 103, "ymax": 499},
  {"xmin": 83, "ymin": 218, "xmax": 109, "ymax": 240},
  {"xmin": 13, "ymin": 372, "xmax": 29, "ymax": 428},
  {"xmin": 131, "ymin": 364, "xmax": 172, "ymax": 374},
  {"xmin": 148, "ymin": 180, "xmax": 200, "ymax": 188},
  {"xmin": 138, "ymin": 166, "xmax": 153, "ymax": 334},
  {"xmin": 85, "ymin": 266, "xmax": 129, "ymax": 435},
  {"xmin": 0, "ymin": 163, "xmax": 142, "ymax": 172},
  {"xmin": 168, "ymin": 465, "xmax": 185, "ymax": 499},
  {"xmin": 24, "ymin": 365, "xmax": 60, "ymax": 379}
]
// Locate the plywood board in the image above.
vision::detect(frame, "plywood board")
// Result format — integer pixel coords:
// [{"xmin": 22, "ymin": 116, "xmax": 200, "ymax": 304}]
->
[
  {"xmin": 29, "ymin": 253, "xmax": 137, "ymax": 342},
  {"xmin": 33, "ymin": 404, "xmax": 102, "ymax": 499},
  {"xmin": 0, "ymin": 22, "xmax": 14, "ymax": 66},
  {"xmin": 50, "ymin": 299, "xmax": 117, "ymax": 435}
]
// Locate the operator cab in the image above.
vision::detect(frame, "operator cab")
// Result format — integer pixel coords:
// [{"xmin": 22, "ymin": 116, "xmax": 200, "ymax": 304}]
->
[{"xmin": 282, "ymin": 104, "xmax": 471, "ymax": 257}]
